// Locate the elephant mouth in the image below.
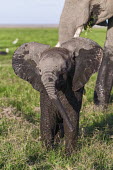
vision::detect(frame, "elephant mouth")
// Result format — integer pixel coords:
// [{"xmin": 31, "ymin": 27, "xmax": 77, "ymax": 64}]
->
[{"xmin": 55, "ymin": 74, "xmax": 67, "ymax": 91}]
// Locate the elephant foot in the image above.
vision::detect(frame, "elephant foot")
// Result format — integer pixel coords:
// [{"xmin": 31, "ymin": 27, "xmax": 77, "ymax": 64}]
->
[
  {"xmin": 94, "ymin": 90, "xmax": 108, "ymax": 109},
  {"xmin": 65, "ymin": 131, "xmax": 78, "ymax": 155},
  {"xmin": 65, "ymin": 141, "xmax": 77, "ymax": 156},
  {"xmin": 40, "ymin": 129, "xmax": 55, "ymax": 150},
  {"xmin": 41, "ymin": 138, "xmax": 54, "ymax": 150},
  {"xmin": 93, "ymin": 102, "xmax": 108, "ymax": 113}
]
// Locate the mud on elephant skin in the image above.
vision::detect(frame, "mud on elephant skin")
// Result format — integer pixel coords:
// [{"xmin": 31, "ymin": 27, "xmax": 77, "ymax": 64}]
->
[{"xmin": 12, "ymin": 38, "xmax": 103, "ymax": 154}]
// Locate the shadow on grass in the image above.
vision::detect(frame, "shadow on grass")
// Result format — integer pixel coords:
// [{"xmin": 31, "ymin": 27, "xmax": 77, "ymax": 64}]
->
[
  {"xmin": 24, "ymin": 112, "xmax": 39, "ymax": 124},
  {"xmin": 9, "ymin": 100, "xmax": 22, "ymax": 112},
  {"xmin": 9, "ymin": 100, "xmax": 39, "ymax": 124},
  {"xmin": 84, "ymin": 112, "xmax": 113, "ymax": 141},
  {"xmin": 25, "ymin": 141, "xmax": 48, "ymax": 166},
  {"xmin": 27, "ymin": 153, "xmax": 45, "ymax": 166}
]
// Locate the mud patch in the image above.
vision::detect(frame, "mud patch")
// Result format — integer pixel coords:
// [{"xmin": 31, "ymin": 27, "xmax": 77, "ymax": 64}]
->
[{"xmin": 86, "ymin": 4, "xmax": 101, "ymax": 27}]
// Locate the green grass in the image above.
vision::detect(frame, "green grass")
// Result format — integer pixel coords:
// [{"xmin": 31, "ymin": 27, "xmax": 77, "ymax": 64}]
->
[{"xmin": 0, "ymin": 28, "xmax": 113, "ymax": 170}]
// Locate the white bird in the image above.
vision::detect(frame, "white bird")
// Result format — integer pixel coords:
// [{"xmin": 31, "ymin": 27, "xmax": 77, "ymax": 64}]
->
[
  {"xmin": 6, "ymin": 48, "xmax": 9, "ymax": 53},
  {"xmin": 12, "ymin": 38, "xmax": 19, "ymax": 44}
]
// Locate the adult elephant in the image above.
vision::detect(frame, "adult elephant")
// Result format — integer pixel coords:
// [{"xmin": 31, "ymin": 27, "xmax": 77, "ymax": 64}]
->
[
  {"xmin": 58, "ymin": 0, "xmax": 113, "ymax": 44},
  {"xmin": 57, "ymin": 0, "xmax": 113, "ymax": 108},
  {"xmin": 12, "ymin": 38, "xmax": 102, "ymax": 154}
]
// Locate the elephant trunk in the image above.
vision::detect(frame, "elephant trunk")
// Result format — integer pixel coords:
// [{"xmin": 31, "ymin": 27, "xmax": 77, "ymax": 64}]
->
[
  {"xmin": 41, "ymin": 72, "xmax": 74, "ymax": 132},
  {"xmin": 41, "ymin": 72, "xmax": 57, "ymax": 100}
]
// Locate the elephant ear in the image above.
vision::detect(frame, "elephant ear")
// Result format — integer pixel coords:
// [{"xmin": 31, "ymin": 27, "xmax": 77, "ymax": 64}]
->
[
  {"xmin": 73, "ymin": 46, "xmax": 103, "ymax": 91},
  {"xmin": 61, "ymin": 37, "xmax": 103, "ymax": 91},
  {"xmin": 12, "ymin": 42, "xmax": 50, "ymax": 91}
]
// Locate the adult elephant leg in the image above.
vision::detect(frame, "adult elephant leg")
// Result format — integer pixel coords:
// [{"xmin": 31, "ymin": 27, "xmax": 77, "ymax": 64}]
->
[
  {"xmin": 94, "ymin": 52, "xmax": 113, "ymax": 107},
  {"xmin": 59, "ymin": 86, "xmax": 84, "ymax": 155},
  {"xmin": 59, "ymin": 0, "xmax": 90, "ymax": 44},
  {"xmin": 94, "ymin": 17, "xmax": 113, "ymax": 107},
  {"xmin": 40, "ymin": 91, "xmax": 57, "ymax": 149}
]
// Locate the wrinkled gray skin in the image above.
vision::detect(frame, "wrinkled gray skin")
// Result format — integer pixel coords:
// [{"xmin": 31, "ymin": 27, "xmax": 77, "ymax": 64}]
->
[
  {"xmin": 59, "ymin": 0, "xmax": 113, "ymax": 108},
  {"xmin": 12, "ymin": 38, "xmax": 102, "ymax": 154},
  {"xmin": 94, "ymin": 46, "xmax": 113, "ymax": 107},
  {"xmin": 94, "ymin": 18, "xmax": 113, "ymax": 107},
  {"xmin": 59, "ymin": 0, "xmax": 113, "ymax": 44}
]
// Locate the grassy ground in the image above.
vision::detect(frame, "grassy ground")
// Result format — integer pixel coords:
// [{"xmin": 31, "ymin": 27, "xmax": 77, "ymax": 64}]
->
[{"xmin": 0, "ymin": 28, "xmax": 113, "ymax": 170}]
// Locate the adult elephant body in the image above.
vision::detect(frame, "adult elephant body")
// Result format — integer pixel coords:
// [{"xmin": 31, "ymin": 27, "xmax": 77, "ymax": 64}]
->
[
  {"xmin": 59, "ymin": 0, "xmax": 113, "ymax": 44},
  {"xmin": 12, "ymin": 38, "xmax": 102, "ymax": 153},
  {"xmin": 58, "ymin": 0, "xmax": 113, "ymax": 108}
]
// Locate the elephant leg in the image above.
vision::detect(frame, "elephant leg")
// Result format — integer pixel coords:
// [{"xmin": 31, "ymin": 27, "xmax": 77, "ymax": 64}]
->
[
  {"xmin": 65, "ymin": 88, "xmax": 84, "ymax": 154},
  {"xmin": 58, "ymin": 0, "xmax": 90, "ymax": 44},
  {"xmin": 94, "ymin": 49, "xmax": 113, "ymax": 106},
  {"xmin": 56, "ymin": 26, "xmax": 83, "ymax": 47},
  {"xmin": 59, "ymin": 87, "xmax": 84, "ymax": 154},
  {"xmin": 94, "ymin": 17, "xmax": 113, "ymax": 107},
  {"xmin": 40, "ymin": 92, "xmax": 57, "ymax": 149},
  {"xmin": 64, "ymin": 112, "xmax": 79, "ymax": 155}
]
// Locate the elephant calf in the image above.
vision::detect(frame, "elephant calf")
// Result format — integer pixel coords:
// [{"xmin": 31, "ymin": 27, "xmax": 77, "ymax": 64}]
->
[{"xmin": 12, "ymin": 37, "xmax": 103, "ymax": 154}]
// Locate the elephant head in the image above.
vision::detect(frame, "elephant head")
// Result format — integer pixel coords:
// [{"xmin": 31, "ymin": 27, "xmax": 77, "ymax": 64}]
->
[
  {"xmin": 12, "ymin": 42, "xmax": 74, "ymax": 132},
  {"xmin": 12, "ymin": 38, "xmax": 103, "ymax": 131}
]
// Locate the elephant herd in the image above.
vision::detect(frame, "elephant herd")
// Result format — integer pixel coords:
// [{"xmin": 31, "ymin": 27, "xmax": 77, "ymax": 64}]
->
[{"xmin": 12, "ymin": 0, "xmax": 113, "ymax": 154}]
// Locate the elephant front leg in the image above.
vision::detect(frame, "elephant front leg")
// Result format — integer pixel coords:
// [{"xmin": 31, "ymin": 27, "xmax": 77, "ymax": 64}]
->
[
  {"xmin": 59, "ymin": 88, "xmax": 83, "ymax": 154},
  {"xmin": 56, "ymin": 26, "xmax": 83, "ymax": 47},
  {"xmin": 40, "ymin": 93, "xmax": 57, "ymax": 149},
  {"xmin": 94, "ymin": 17, "xmax": 113, "ymax": 107},
  {"xmin": 58, "ymin": 0, "xmax": 90, "ymax": 45},
  {"xmin": 64, "ymin": 117, "xmax": 79, "ymax": 155}
]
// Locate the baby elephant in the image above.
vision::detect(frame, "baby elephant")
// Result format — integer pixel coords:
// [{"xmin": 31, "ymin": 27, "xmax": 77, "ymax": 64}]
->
[{"xmin": 12, "ymin": 37, "xmax": 103, "ymax": 154}]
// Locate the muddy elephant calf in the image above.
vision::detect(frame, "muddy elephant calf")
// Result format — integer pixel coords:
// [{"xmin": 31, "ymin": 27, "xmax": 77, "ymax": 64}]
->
[{"xmin": 12, "ymin": 37, "xmax": 103, "ymax": 154}]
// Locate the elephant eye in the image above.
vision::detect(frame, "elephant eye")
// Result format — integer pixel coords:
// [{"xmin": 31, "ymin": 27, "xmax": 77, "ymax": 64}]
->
[
  {"xmin": 66, "ymin": 61, "xmax": 68, "ymax": 67},
  {"xmin": 39, "ymin": 69, "xmax": 42, "ymax": 75},
  {"xmin": 59, "ymin": 74, "xmax": 63, "ymax": 80}
]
